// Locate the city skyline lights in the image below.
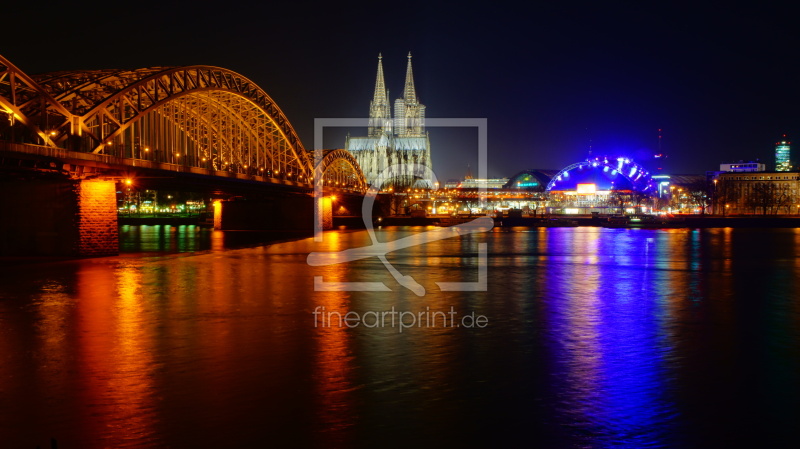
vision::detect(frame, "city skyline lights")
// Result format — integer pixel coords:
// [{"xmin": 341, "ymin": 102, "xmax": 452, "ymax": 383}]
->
[{"xmin": 3, "ymin": 3, "xmax": 800, "ymax": 181}]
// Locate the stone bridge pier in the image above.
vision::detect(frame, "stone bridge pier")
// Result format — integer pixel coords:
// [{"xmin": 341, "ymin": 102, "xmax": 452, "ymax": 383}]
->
[{"xmin": 0, "ymin": 178, "xmax": 118, "ymax": 257}]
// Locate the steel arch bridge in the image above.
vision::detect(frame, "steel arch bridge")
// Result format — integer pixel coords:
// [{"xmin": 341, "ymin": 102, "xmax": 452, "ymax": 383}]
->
[{"xmin": 0, "ymin": 54, "xmax": 366, "ymax": 191}]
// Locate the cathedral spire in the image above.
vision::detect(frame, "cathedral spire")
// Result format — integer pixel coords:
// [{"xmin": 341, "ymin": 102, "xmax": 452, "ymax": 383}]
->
[
  {"xmin": 403, "ymin": 52, "xmax": 417, "ymax": 103},
  {"xmin": 373, "ymin": 53, "xmax": 388, "ymax": 106},
  {"xmin": 369, "ymin": 53, "xmax": 392, "ymax": 137},
  {"xmin": 394, "ymin": 52, "xmax": 426, "ymax": 137}
]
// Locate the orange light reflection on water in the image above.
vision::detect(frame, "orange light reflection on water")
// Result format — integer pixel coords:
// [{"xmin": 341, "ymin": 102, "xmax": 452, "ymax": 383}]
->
[
  {"xmin": 311, "ymin": 233, "xmax": 356, "ymax": 446},
  {"xmin": 74, "ymin": 263, "xmax": 156, "ymax": 446}
]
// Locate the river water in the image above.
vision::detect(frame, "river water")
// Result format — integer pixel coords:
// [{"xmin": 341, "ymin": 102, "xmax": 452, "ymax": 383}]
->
[{"xmin": 1, "ymin": 224, "xmax": 799, "ymax": 448}]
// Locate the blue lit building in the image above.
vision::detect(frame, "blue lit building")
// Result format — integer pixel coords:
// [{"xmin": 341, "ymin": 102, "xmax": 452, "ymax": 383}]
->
[
  {"xmin": 546, "ymin": 157, "xmax": 656, "ymax": 214},
  {"xmin": 719, "ymin": 161, "xmax": 765, "ymax": 172}
]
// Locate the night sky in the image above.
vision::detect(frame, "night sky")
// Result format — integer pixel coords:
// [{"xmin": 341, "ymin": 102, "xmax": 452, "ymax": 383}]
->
[{"xmin": 3, "ymin": 2, "xmax": 799, "ymax": 181}]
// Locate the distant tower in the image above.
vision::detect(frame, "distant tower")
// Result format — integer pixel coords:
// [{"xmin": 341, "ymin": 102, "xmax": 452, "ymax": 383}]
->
[
  {"xmin": 654, "ymin": 128, "xmax": 667, "ymax": 172},
  {"xmin": 345, "ymin": 53, "xmax": 433, "ymax": 189},
  {"xmin": 775, "ymin": 135, "xmax": 792, "ymax": 172},
  {"xmin": 657, "ymin": 128, "xmax": 663, "ymax": 156}
]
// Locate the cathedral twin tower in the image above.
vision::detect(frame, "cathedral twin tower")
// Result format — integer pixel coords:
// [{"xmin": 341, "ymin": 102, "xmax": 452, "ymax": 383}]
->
[{"xmin": 345, "ymin": 53, "xmax": 434, "ymax": 189}]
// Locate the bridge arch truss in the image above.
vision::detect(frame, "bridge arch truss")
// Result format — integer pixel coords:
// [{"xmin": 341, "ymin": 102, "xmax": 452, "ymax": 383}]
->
[
  {"xmin": 1, "ymin": 54, "xmax": 365, "ymax": 192},
  {"xmin": 315, "ymin": 149, "xmax": 368, "ymax": 191}
]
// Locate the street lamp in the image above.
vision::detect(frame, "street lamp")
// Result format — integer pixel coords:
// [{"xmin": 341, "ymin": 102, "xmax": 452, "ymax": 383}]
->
[{"xmin": 713, "ymin": 179, "xmax": 718, "ymax": 215}]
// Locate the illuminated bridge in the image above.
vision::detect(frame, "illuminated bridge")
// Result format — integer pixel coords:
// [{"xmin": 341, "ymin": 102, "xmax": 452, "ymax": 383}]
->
[{"xmin": 0, "ymin": 54, "xmax": 366, "ymax": 256}]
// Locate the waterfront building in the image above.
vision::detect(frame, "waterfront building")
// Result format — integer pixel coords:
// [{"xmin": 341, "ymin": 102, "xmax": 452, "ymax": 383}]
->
[
  {"xmin": 443, "ymin": 179, "xmax": 461, "ymax": 189},
  {"xmin": 345, "ymin": 53, "xmax": 434, "ymax": 189},
  {"xmin": 716, "ymin": 171, "xmax": 800, "ymax": 214},
  {"xmin": 545, "ymin": 157, "xmax": 656, "ymax": 214},
  {"xmin": 649, "ymin": 174, "xmax": 708, "ymax": 213},
  {"xmin": 448, "ymin": 178, "xmax": 509, "ymax": 189},
  {"xmin": 504, "ymin": 169, "xmax": 558, "ymax": 191},
  {"xmin": 719, "ymin": 161, "xmax": 766, "ymax": 172},
  {"xmin": 776, "ymin": 136, "xmax": 791, "ymax": 171},
  {"xmin": 652, "ymin": 174, "xmax": 705, "ymax": 198}
]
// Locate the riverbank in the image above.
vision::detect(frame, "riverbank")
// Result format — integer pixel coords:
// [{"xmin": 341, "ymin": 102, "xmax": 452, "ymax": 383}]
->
[
  {"xmin": 118, "ymin": 215, "xmax": 208, "ymax": 226},
  {"xmin": 499, "ymin": 215, "xmax": 800, "ymax": 228},
  {"xmin": 340, "ymin": 215, "xmax": 800, "ymax": 229},
  {"xmin": 119, "ymin": 214, "xmax": 800, "ymax": 229}
]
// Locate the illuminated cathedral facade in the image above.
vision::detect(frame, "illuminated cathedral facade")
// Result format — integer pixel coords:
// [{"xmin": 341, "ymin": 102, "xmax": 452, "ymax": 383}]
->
[{"xmin": 345, "ymin": 53, "xmax": 434, "ymax": 189}]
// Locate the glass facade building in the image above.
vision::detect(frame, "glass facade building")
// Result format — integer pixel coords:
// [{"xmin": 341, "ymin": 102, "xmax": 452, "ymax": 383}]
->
[{"xmin": 775, "ymin": 137, "xmax": 791, "ymax": 172}]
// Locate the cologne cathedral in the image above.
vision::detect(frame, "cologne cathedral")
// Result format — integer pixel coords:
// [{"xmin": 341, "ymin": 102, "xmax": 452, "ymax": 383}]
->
[{"xmin": 345, "ymin": 53, "xmax": 434, "ymax": 189}]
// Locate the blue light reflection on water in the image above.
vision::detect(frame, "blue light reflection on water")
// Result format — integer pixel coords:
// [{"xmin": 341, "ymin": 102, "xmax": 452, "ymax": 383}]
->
[{"xmin": 535, "ymin": 228, "xmax": 679, "ymax": 448}]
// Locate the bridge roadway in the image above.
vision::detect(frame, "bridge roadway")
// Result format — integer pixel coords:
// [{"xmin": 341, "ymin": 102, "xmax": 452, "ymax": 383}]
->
[{"xmin": 1, "ymin": 141, "xmax": 316, "ymax": 194}]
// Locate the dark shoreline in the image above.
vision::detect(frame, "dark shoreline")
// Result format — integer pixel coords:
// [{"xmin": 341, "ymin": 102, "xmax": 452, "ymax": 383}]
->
[
  {"xmin": 117, "ymin": 215, "xmax": 800, "ymax": 229},
  {"xmin": 118, "ymin": 216, "xmax": 207, "ymax": 226},
  {"xmin": 341, "ymin": 215, "xmax": 800, "ymax": 229},
  {"xmin": 497, "ymin": 215, "xmax": 800, "ymax": 228}
]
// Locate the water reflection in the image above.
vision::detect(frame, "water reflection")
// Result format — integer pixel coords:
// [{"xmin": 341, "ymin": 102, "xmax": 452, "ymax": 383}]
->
[
  {"xmin": 537, "ymin": 228, "xmax": 678, "ymax": 448},
  {"xmin": 2, "ymin": 226, "xmax": 800, "ymax": 447},
  {"xmin": 119, "ymin": 225, "xmax": 210, "ymax": 253},
  {"xmin": 74, "ymin": 263, "xmax": 157, "ymax": 446},
  {"xmin": 311, "ymin": 245, "xmax": 357, "ymax": 447},
  {"xmin": 118, "ymin": 224, "xmax": 311, "ymax": 254}
]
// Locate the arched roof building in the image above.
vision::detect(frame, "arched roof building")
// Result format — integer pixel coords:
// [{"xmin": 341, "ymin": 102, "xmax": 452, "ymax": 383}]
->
[
  {"xmin": 547, "ymin": 157, "xmax": 655, "ymax": 194},
  {"xmin": 504, "ymin": 169, "xmax": 559, "ymax": 191},
  {"xmin": 545, "ymin": 157, "xmax": 656, "ymax": 214}
]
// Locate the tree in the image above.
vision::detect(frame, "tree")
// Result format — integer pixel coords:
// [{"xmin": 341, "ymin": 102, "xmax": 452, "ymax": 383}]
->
[
  {"xmin": 714, "ymin": 180, "xmax": 740, "ymax": 216},
  {"xmin": 684, "ymin": 179, "xmax": 712, "ymax": 215},
  {"xmin": 654, "ymin": 195, "xmax": 671, "ymax": 212},
  {"xmin": 774, "ymin": 183, "xmax": 793, "ymax": 214},
  {"xmin": 748, "ymin": 182, "xmax": 771, "ymax": 215},
  {"xmin": 747, "ymin": 182, "xmax": 794, "ymax": 215}
]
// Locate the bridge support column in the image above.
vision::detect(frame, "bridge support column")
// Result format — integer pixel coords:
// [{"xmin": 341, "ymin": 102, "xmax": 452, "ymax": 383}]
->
[
  {"xmin": 213, "ymin": 195, "xmax": 318, "ymax": 231},
  {"xmin": 75, "ymin": 179, "xmax": 119, "ymax": 257},
  {"xmin": 0, "ymin": 178, "xmax": 118, "ymax": 257},
  {"xmin": 318, "ymin": 196, "xmax": 333, "ymax": 231}
]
